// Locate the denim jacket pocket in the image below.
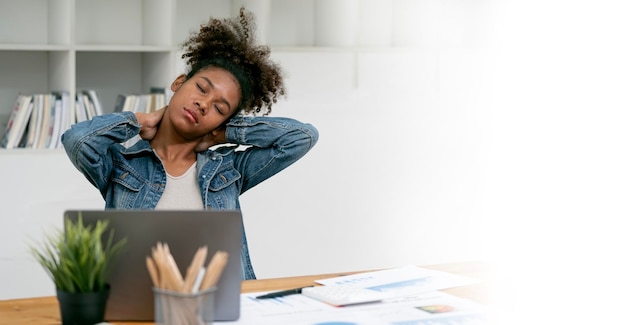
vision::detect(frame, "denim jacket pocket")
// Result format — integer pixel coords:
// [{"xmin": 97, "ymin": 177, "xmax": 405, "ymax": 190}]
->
[
  {"xmin": 208, "ymin": 167, "xmax": 241, "ymax": 191},
  {"xmin": 110, "ymin": 168, "xmax": 145, "ymax": 208}
]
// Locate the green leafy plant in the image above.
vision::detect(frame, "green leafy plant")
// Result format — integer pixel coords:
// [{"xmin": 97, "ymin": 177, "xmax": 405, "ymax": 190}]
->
[{"xmin": 31, "ymin": 215, "xmax": 127, "ymax": 293}]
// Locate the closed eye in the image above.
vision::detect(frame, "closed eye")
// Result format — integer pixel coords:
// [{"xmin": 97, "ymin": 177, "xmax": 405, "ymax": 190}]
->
[
  {"xmin": 199, "ymin": 76, "xmax": 233, "ymax": 115},
  {"xmin": 196, "ymin": 83, "xmax": 206, "ymax": 94}
]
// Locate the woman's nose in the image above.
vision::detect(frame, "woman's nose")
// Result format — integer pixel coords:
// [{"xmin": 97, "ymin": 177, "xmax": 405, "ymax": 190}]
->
[{"xmin": 195, "ymin": 100, "xmax": 207, "ymax": 115}]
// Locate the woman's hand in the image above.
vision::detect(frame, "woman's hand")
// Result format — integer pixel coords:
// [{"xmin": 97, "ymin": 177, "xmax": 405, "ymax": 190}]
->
[
  {"xmin": 136, "ymin": 108, "xmax": 166, "ymax": 140},
  {"xmin": 194, "ymin": 125, "xmax": 227, "ymax": 152}
]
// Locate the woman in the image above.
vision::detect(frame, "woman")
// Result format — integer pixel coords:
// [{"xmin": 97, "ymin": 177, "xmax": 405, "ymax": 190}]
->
[{"xmin": 61, "ymin": 8, "xmax": 319, "ymax": 280}]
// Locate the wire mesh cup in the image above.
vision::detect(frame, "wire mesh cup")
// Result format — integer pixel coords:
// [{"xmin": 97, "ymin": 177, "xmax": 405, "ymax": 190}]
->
[{"xmin": 154, "ymin": 287, "xmax": 217, "ymax": 325}]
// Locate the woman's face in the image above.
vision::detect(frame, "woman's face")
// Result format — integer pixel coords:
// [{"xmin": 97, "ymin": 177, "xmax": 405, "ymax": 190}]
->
[{"xmin": 167, "ymin": 66, "xmax": 241, "ymax": 139}]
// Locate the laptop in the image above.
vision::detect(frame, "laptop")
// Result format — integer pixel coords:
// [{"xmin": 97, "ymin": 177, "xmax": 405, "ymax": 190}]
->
[{"xmin": 63, "ymin": 210, "xmax": 242, "ymax": 322}]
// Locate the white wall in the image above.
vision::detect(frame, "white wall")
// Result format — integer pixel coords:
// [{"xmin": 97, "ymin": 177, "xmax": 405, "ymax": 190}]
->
[
  {"xmin": 243, "ymin": 47, "xmax": 493, "ymax": 279},
  {"xmin": 0, "ymin": 151, "xmax": 103, "ymax": 299}
]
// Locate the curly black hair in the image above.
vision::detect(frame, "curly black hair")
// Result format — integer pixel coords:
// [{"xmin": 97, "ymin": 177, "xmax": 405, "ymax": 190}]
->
[{"xmin": 180, "ymin": 7, "xmax": 285, "ymax": 116}]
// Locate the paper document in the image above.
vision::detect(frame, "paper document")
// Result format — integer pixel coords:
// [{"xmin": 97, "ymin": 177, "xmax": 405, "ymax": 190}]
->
[
  {"xmin": 315, "ymin": 265, "xmax": 479, "ymax": 298},
  {"xmin": 220, "ymin": 290, "xmax": 488, "ymax": 325},
  {"xmin": 219, "ymin": 266, "xmax": 487, "ymax": 325}
]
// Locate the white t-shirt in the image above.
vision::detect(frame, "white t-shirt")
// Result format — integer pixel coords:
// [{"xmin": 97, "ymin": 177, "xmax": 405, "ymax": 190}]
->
[{"xmin": 155, "ymin": 161, "xmax": 204, "ymax": 210}]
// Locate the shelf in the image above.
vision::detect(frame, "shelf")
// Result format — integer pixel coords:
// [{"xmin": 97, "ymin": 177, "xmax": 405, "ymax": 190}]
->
[
  {"xmin": 74, "ymin": 45, "xmax": 174, "ymax": 53},
  {"xmin": 0, "ymin": 0, "xmax": 419, "ymax": 149},
  {"xmin": 271, "ymin": 46, "xmax": 421, "ymax": 54},
  {"xmin": 0, "ymin": 44, "xmax": 70, "ymax": 51},
  {"xmin": 0, "ymin": 147, "xmax": 65, "ymax": 155},
  {"xmin": 0, "ymin": 0, "xmax": 180, "ymax": 142}
]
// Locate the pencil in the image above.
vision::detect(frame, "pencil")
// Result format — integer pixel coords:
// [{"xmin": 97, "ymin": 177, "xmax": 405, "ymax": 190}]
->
[
  {"xmin": 146, "ymin": 256, "xmax": 159, "ymax": 287},
  {"xmin": 182, "ymin": 246, "xmax": 208, "ymax": 293},
  {"xmin": 200, "ymin": 250, "xmax": 229, "ymax": 290}
]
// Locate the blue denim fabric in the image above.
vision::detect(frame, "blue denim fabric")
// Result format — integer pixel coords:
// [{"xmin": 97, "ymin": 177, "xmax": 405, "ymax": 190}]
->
[{"xmin": 62, "ymin": 111, "xmax": 318, "ymax": 280}]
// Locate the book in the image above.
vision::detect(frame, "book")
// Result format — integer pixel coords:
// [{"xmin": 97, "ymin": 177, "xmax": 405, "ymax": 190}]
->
[
  {"xmin": 51, "ymin": 91, "xmax": 71, "ymax": 148},
  {"xmin": 122, "ymin": 94, "xmax": 136, "ymax": 112},
  {"xmin": 150, "ymin": 87, "xmax": 167, "ymax": 111},
  {"xmin": 83, "ymin": 90, "xmax": 103, "ymax": 116},
  {"xmin": 13, "ymin": 95, "xmax": 35, "ymax": 149},
  {"xmin": 81, "ymin": 93, "xmax": 96, "ymax": 120},
  {"xmin": 1, "ymin": 95, "xmax": 33, "ymax": 149},
  {"xmin": 112, "ymin": 89, "xmax": 167, "ymax": 116},
  {"xmin": 143, "ymin": 94, "xmax": 154, "ymax": 113},
  {"xmin": 149, "ymin": 87, "xmax": 166, "ymax": 94},
  {"xmin": 0, "ymin": 95, "xmax": 24, "ymax": 148},
  {"xmin": 114, "ymin": 94, "xmax": 127, "ymax": 112},
  {"xmin": 35, "ymin": 94, "xmax": 52, "ymax": 149},
  {"xmin": 25, "ymin": 94, "xmax": 44, "ymax": 149},
  {"xmin": 132, "ymin": 94, "xmax": 147, "ymax": 113},
  {"xmin": 47, "ymin": 95, "xmax": 63, "ymax": 149},
  {"xmin": 75, "ymin": 94, "xmax": 88, "ymax": 123},
  {"xmin": 154, "ymin": 93, "xmax": 166, "ymax": 110}
]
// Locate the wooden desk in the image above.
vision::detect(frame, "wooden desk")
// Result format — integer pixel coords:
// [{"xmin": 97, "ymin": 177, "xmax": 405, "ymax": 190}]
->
[{"xmin": 0, "ymin": 261, "xmax": 488, "ymax": 325}]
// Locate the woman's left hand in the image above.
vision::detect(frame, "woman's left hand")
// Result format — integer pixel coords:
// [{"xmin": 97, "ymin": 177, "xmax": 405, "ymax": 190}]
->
[{"xmin": 194, "ymin": 125, "xmax": 227, "ymax": 152}]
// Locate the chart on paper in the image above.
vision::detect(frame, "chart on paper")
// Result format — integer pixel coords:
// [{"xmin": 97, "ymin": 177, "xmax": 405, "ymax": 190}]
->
[
  {"xmin": 221, "ymin": 290, "xmax": 488, "ymax": 325},
  {"xmin": 315, "ymin": 266, "xmax": 479, "ymax": 298}
]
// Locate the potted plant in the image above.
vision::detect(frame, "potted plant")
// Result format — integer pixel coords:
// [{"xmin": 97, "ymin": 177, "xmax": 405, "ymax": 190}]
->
[{"xmin": 31, "ymin": 215, "xmax": 127, "ymax": 325}]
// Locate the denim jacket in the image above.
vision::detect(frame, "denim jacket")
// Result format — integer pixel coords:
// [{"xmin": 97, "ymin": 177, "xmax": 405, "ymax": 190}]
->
[{"xmin": 62, "ymin": 111, "xmax": 319, "ymax": 280}]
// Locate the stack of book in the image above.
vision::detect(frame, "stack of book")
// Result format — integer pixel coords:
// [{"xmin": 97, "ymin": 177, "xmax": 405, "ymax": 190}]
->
[
  {"xmin": 114, "ymin": 88, "xmax": 166, "ymax": 114},
  {"xmin": 0, "ymin": 90, "xmax": 103, "ymax": 149}
]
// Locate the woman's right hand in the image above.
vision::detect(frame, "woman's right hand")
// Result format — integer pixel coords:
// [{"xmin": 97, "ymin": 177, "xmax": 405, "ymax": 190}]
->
[{"xmin": 137, "ymin": 107, "xmax": 166, "ymax": 140}]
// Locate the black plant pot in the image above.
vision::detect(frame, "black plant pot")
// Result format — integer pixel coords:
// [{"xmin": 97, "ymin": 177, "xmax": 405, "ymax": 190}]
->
[{"xmin": 56, "ymin": 285, "xmax": 110, "ymax": 325}]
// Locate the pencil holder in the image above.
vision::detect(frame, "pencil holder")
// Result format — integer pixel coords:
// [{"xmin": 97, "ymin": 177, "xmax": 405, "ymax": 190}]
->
[{"xmin": 154, "ymin": 287, "xmax": 217, "ymax": 325}]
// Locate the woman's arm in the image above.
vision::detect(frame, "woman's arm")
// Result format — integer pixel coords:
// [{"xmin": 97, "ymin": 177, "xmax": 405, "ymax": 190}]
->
[
  {"xmin": 61, "ymin": 111, "xmax": 142, "ymax": 192},
  {"xmin": 225, "ymin": 115, "xmax": 319, "ymax": 193}
]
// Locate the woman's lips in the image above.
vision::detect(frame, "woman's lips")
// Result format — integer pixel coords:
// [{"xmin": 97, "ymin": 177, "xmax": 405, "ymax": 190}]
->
[{"xmin": 183, "ymin": 107, "xmax": 199, "ymax": 123}]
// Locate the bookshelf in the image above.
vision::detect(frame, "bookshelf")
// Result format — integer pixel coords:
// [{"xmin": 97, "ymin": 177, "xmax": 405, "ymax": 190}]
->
[
  {"xmin": 0, "ymin": 0, "xmax": 235, "ymax": 146},
  {"xmin": 0, "ymin": 0, "xmax": 417, "ymax": 149}
]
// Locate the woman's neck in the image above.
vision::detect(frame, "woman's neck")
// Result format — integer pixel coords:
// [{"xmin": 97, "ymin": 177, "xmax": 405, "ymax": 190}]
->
[{"xmin": 150, "ymin": 129, "xmax": 198, "ymax": 176}]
